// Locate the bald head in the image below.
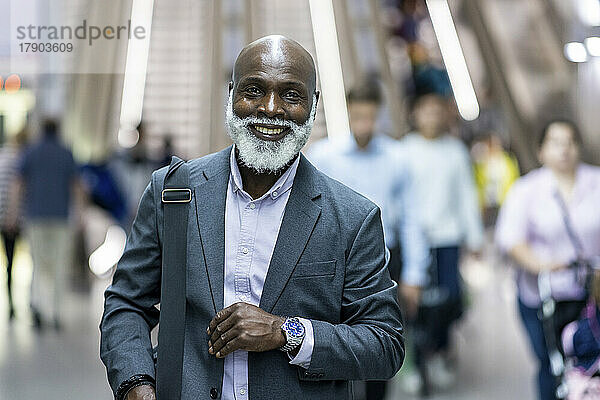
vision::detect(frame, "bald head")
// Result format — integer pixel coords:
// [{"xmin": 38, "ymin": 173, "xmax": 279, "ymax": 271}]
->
[{"xmin": 232, "ymin": 35, "xmax": 317, "ymax": 96}]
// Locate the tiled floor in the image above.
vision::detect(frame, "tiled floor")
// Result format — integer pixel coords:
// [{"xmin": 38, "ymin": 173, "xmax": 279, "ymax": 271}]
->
[
  {"xmin": 0, "ymin": 239, "xmax": 537, "ymax": 399},
  {"xmin": 0, "ymin": 240, "xmax": 113, "ymax": 399}
]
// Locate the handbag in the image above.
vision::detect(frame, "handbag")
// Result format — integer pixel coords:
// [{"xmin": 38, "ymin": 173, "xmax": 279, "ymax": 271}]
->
[
  {"xmin": 413, "ymin": 249, "xmax": 462, "ymax": 350},
  {"xmin": 155, "ymin": 156, "xmax": 191, "ymax": 399}
]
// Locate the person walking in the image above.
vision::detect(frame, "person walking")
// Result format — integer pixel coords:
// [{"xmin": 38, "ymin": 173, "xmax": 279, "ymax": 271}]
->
[
  {"xmin": 7, "ymin": 119, "xmax": 82, "ymax": 329},
  {"xmin": 307, "ymin": 80, "xmax": 429, "ymax": 400},
  {"xmin": 496, "ymin": 120, "xmax": 600, "ymax": 400},
  {"xmin": 399, "ymin": 94, "xmax": 484, "ymax": 391},
  {"xmin": 0, "ymin": 127, "xmax": 28, "ymax": 320}
]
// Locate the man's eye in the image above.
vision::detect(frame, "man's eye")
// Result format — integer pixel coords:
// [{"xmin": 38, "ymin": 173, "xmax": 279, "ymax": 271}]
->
[
  {"xmin": 283, "ymin": 91, "xmax": 301, "ymax": 101},
  {"xmin": 245, "ymin": 87, "xmax": 262, "ymax": 96}
]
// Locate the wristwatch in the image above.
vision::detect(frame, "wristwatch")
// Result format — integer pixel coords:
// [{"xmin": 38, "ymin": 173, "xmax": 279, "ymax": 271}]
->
[{"xmin": 279, "ymin": 317, "xmax": 306, "ymax": 352}]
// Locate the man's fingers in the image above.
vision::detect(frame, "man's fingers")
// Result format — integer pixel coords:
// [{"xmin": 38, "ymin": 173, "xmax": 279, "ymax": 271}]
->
[
  {"xmin": 207, "ymin": 304, "xmax": 237, "ymax": 334},
  {"xmin": 209, "ymin": 327, "xmax": 239, "ymax": 355},
  {"xmin": 209, "ymin": 314, "xmax": 237, "ymax": 347},
  {"xmin": 215, "ymin": 336, "xmax": 244, "ymax": 358}
]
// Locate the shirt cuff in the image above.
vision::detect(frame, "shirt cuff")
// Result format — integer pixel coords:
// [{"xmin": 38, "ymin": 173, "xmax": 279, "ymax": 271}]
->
[
  {"xmin": 288, "ymin": 317, "xmax": 314, "ymax": 369},
  {"xmin": 401, "ymin": 267, "xmax": 427, "ymax": 287},
  {"xmin": 400, "ymin": 247, "xmax": 430, "ymax": 287}
]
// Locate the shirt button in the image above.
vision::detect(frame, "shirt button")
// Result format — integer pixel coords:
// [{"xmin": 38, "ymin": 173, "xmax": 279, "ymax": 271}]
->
[
  {"xmin": 249, "ymin": 203, "xmax": 256, "ymax": 209},
  {"xmin": 240, "ymin": 388, "xmax": 246, "ymax": 395},
  {"xmin": 272, "ymin": 191, "xmax": 278, "ymax": 197},
  {"xmin": 241, "ymin": 247, "xmax": 249, "ymax": 254}
]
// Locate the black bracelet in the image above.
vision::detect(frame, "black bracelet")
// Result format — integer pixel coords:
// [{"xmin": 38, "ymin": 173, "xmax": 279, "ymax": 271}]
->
[{"xmin": 116, "ymin": 374, "xmax": 155, "ymax": 400}]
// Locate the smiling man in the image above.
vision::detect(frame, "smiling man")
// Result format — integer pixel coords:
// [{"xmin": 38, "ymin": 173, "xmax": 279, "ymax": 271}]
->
[{"xmin": 100, "ymin": 35, "xmax": 404, "ymax": 400}]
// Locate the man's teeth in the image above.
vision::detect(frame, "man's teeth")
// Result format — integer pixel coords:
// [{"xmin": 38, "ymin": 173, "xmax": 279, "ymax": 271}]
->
[{"xmin": 254, "ymin": 126, "xmax": 284, "ymax": 135}]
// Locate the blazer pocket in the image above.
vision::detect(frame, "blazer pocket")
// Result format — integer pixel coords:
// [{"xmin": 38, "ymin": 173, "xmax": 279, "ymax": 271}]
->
[{"xmin": 293, "ymin": 260, "xmax": 336, "ymax": 278}]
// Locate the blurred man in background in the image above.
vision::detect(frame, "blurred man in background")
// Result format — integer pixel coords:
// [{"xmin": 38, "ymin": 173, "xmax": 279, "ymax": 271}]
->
[
  {"xmin": 307, "ymin": 79, "xmax": 429, "ymax": 400},
  {"xmin": 7, "ymin": 119, "xmax": 84, "ymax": 330},
  {"xmin": 399, "ymin": 94, "xmax": 484, "ymax": 393}
]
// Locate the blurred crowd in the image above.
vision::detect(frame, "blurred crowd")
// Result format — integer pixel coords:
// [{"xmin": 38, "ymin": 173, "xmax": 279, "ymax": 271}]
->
[
  {"xmin": 0, "ymin": 119, "xmax": 173, "ymax": 330},
  {"xmin": 307, "ymin": 69, "xmax": 600, "ymax": 400}
]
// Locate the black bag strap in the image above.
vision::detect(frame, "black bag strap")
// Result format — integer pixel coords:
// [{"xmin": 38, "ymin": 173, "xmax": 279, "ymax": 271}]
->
[
  {"xmin": 534, "ymin": 191, "xmax": 588, "ymax": 398},
  {"xmin": 553, "ymin": 190, "xmax": 585, "ymax": 260},
  {"xmin": 156, "ymin": 156, "xmax": 190, "ymax": 400},
  {"xmin": 553, "ymin": 190, "xmax": 591, "ymax": 288}
]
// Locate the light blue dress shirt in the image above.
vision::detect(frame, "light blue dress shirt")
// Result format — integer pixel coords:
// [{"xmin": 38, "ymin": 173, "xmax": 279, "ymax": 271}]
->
[
  {"xmin": 221, "ymin": 147, "xmax": 314, "ymax": 400},
  {"xmin": 306, "ymin": 134, "xmax": 429, "ymax": 286},
  {"xmin": 398, "ymin": 133, "xmax": 484, "ymax": 251}
]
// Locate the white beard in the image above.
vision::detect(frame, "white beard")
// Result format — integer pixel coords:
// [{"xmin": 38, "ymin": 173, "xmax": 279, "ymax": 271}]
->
[{"xmin": 226, "ymin": 91, "xmax": 316, "ymax": 174}]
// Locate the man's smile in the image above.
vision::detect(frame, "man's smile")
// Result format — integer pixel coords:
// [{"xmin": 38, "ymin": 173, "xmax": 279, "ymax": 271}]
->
[{"xmin": 249, "ymin": 123, "xmax": 290, "ymax": 141}]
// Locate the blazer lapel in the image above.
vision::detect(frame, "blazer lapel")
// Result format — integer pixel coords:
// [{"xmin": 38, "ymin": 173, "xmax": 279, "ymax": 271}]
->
[
  {"xmin": 260, "ymin": 155, "xmax": 322, "ymax": 313},
  {"xmin": 193, "ymin": 147, "xmax": 231, "ymax": 313}
]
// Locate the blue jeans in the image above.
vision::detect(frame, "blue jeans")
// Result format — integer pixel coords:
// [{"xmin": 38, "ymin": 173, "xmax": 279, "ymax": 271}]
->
[
  {"xmin": 518, "ymin": 299, "xmax": 556, "ymax": 400},
  {"xmin": 412, "ymin": 247, "xmax": 462, "ymax": 362},
  {"xmin": 431, "ymin": 246, "xmax": 462, "ymax": 351}
]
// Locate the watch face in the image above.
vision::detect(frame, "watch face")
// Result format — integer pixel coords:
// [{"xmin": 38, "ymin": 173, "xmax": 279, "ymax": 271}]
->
[{"xmin": 286, "ymin": 319, "xmax": 305, "ymax": 338}]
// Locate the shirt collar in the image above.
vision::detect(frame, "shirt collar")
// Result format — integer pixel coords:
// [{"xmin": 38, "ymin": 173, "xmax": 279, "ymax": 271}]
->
[
  {"xmin": 229, "ymin": 145, "xmax": 301, "ymax": 201},
  {"xmin": 542, "ymin": 163, "xmax": 586, "ymax": 199}
]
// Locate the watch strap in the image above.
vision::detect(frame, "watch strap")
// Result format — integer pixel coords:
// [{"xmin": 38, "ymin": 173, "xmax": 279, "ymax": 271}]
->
[{"xmin": 279, "ymin": 317, "xmax": 305, "ymax": 352}]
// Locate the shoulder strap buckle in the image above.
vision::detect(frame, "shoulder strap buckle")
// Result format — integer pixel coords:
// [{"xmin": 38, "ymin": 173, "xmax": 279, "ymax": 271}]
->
[{"xmin": 161, "ymin": 188, "xmax": 192, "ymax": 203}]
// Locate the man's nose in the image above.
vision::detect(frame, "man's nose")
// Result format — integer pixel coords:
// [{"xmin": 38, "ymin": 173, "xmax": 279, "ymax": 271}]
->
[{"xmin": 257, "ymin": 92, "xmax": 285, "ymax": 119}]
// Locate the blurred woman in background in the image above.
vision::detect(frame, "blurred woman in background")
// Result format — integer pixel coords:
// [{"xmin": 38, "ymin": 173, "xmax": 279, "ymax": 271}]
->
[
  {"xmin": 496, "ymin": 120, "xmax": 600, "ymax": 400},
  {"xmin": 0, "ymin": 127, "xmax": 28, "ymax": 320}
]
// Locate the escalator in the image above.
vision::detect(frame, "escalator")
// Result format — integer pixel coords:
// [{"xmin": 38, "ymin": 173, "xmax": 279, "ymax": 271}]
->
[
  {"xmin": 461, "ymin": 0, "xmax": 598, "ymax": 170},
  {"xmin": 66, "ymin": 0, "xmax": 593, "ymax": 168}
]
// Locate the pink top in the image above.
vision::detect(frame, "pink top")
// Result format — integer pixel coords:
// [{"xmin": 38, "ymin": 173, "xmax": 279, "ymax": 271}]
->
[{"xmin": 495, "ymin": 164, "xmax": 600, "ymax": 307}]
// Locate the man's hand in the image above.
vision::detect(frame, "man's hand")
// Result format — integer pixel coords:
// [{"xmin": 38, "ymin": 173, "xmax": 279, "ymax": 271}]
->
[
  {"xmin": 543, "ymin": 261, "xmax": 568, "ymax": 272},
  {"xmin": 126, "ymin": 385, "xmax": 155, "ymax": 400},
  {"xmin": 399, "ymin": 284, "xmax": 421, "ymax": 319},
  {"xmin": 207, "ymin": 302, "xmax": 286, "ymax": 358},
  {"xmin": 468, "ymin": 250, "xmax": 483, "ymax": 260}
]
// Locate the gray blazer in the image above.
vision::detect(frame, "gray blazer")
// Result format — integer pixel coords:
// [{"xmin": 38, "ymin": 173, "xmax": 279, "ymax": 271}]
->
[{"xmin": 100, "ymin": 146, "xmax": 404, "ymax": 400}]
